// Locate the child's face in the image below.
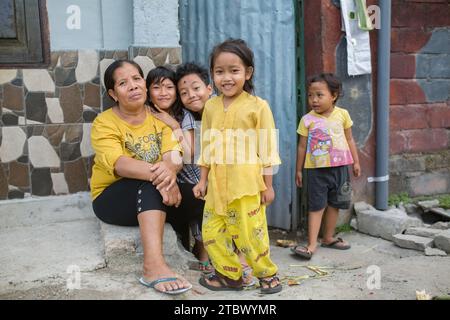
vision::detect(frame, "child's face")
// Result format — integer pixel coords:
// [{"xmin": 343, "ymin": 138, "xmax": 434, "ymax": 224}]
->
[
  {"xmin": 307, "ymin": 81, "xmax": 337, "ymax": 115},
  {"xmin": 148, "ymin": 78, "xmax": 177, "ymax": 111},
  {"xmin": 177, "ymin": 73, "xmax": 212, "ymax": 113},
  {"xmin": 212, "ymin": 52, "xmax": 253, "ymax": 99}
]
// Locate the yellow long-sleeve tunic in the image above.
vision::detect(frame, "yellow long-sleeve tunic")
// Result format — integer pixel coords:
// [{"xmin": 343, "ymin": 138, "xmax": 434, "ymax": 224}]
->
[{"xmin": 198, "ymin": 91, "xmax": 281, "ymax": 215}]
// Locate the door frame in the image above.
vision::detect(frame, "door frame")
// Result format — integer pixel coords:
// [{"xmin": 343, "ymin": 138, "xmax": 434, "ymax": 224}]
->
[{"xmin": 294, "ymin": 0, "xmax": 308, "ymax": 232}]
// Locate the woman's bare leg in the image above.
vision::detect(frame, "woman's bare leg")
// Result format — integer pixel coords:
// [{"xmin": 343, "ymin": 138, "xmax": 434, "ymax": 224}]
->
[{"xmin": 138, "ymin": 210, "xmax": 191, "ymax": 292}]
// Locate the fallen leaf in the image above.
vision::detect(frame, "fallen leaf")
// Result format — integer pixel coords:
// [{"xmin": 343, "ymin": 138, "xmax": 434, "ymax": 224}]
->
[{"xmin": 276, "ymin": 239, "xmax": 297, "ymax": 248}]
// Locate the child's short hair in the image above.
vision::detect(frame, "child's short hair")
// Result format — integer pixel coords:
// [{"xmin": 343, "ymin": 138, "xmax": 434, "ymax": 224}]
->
[
  {"xmin": 307, "ymin": 73, "xmax": 342, "ymax": 103},
  {"xmin": 209, "ymin": 38, "xmax": 255, "ymax": 94},
  {"xmin": 176, "ymin": 62, "xmax": 210, "ymax": 86}
]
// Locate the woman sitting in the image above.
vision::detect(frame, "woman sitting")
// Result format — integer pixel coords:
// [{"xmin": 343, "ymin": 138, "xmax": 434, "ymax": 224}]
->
[{"xmin": 90, "ymin": 59, "xmax": 192, "ymax": 295}]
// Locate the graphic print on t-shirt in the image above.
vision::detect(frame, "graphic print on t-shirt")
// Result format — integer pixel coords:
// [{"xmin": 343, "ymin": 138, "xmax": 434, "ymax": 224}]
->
[
  {"xmin": 124, "ymin": 132, "xmax": 162, "ymax": 163},
  {"xmin": 307, "ymin": 128, "xmax": 332, "ymax": 167}
]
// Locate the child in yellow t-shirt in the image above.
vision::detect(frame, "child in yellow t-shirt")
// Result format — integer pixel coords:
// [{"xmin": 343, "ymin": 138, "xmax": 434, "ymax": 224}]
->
[
  {"xmin": 292, "ymin": 73, "xmax": 361, "ymax": 260},
  {"xmin": 193, "ymin": 39, "xmax": 282, "ymax": 294}
]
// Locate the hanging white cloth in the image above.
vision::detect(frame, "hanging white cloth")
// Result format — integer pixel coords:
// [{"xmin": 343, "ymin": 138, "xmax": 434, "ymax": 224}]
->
[{"xmin": 340, "ymin": 0, "xmax": 372, "ymax": 76}]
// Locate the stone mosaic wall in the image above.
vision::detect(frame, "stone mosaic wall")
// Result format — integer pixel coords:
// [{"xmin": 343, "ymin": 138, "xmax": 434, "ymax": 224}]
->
[{"xmin": 0, "ymin": 48, "xmax": 181, "ymax": 200}]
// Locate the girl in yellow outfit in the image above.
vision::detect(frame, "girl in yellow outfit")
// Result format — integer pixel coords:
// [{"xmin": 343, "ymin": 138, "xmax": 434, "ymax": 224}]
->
[{"xmin": 193, "ymin": 39, "xmax": 282, "ymax": 294}]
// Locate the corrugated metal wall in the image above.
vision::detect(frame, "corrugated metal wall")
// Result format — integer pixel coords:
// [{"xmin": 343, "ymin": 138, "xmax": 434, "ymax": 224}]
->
[{"xmin": 179, "ymin": 0, "xmax": 298, "ymax": 230}]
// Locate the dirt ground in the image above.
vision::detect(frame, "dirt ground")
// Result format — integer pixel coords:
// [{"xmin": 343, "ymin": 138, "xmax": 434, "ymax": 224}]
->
[{"xmin": 1, "ymin": 230, "xmax": 449, "ymax": 301}]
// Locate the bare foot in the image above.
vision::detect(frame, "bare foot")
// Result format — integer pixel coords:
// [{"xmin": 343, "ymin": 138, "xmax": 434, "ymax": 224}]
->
[{"xmin": 142, "ymin": 264, "xmax": 191, "ymax": 293}]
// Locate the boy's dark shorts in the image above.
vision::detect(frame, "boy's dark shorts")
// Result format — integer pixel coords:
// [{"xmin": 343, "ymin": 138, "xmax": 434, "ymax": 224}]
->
[{"xmin": 306, "ymin": 165, "xmax": 352, "ymax": 212}]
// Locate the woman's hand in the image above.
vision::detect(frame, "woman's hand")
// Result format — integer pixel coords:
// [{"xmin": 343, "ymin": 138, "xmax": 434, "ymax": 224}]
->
[
  {"xmin": 193, "ymin": 180, "xmax": 207, "ymax": 200},
  {"xmin": 159, "ymin": 183, "xmax": 182, "ymax": 207},
  {"xmin": 261, "ymin": 186, "xmax": 275, "ymax": 205},
  {"xmin": 296, "ymin": 171, "xmax": 303, "ymax": 188},
  {"xmin": 149, "ymin": 162, "xmax": 177, "ymax": 191}
]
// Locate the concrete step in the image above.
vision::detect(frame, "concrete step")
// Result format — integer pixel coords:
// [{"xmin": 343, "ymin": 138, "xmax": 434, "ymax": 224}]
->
[{"xmin": 99, "ymin": 220, "xmax": 198, "ymax": 272}]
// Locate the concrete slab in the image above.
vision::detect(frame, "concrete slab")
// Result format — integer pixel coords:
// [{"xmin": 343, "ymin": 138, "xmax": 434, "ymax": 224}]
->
[
  {"xmin": 392, "ymin": 234, "xmax": 434, "ymax": 251},
  {"xmin": 99, "ymin": 221, "xmax": 197, "ymax": 271},
  {"xmin": 0, "ymin": 193, "xmax": 93, "ymax": 228},
  {"xmin": 1, "ymin": 193, "xmax": 450, "ymax": 300},
  {"xmin": 0, "ymin": 218, "xmax": 105, "ymax": 289}
]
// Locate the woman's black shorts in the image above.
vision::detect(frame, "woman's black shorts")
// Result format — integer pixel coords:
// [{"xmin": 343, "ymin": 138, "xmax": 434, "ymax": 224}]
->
[{"xmin": 92, "ymin": 178, "xmax": 168, "ymax": 226}]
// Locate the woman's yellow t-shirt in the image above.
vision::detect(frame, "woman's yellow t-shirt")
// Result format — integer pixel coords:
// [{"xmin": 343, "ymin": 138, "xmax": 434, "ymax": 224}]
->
[
  {"xmin": 198, "ymin": 91, "xmax": 281, "ymax": 215},
  {"xmin": 90, "ymin": 108, "xmax": 181, "ymax": 200}
]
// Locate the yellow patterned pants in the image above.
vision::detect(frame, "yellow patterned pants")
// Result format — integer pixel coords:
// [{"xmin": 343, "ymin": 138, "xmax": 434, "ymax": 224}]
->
[{"xmin": 202, "ymin": 194, "xmax": 278, "ymax": 282}]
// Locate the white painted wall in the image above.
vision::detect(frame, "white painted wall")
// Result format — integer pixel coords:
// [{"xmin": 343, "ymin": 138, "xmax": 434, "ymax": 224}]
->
[
  {"xmin": 47, "ymin": 0, "xmax": 179, "ymax": 50},
  {"xmin": 133, "ymin": 0, "xmax": 180, "ymax": 47}
]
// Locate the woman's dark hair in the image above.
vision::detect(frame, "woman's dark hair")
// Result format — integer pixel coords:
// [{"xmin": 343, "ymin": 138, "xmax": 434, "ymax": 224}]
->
[
  {"xmin": 176, "ymin": 62, "xmax": 210, "ymax": 86},
  {"xmin": 307, "ymin": 73, "xmax": 342, "ymax": 103},
  {"xmin": 209, "ymin": 38, "xmax": 255, "ymax": 94},
  {"xmin": 146, "ymin": 65, "xmax": 183, "ymax": 124},
  {"xmin": 104, "ymin": 60, "xmax": 144, "ymax": 100}
]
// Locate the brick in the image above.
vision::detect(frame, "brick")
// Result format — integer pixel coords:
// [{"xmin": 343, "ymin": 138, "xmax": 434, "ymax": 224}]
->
[
  {"xmin": 405, "ymin": 0, "xmax": 447, "ymax": 2},
  {"xmin": 408, "ymin": 171, "xmax": 450, "ymax": 197},
  {"xmin": 427, "ymin": 103, "xmax": 450, "ymax": 128},
  {"xmin": 390, "ymin": 80, "xmax": 427, "ymax": 105},
  {"xmin": 405, "ymin": 128, "xmax": 449, "ymax": 153},
  {"xmin": 391, "ymin": 28, "xmax": 432, "ymax": 53},
  {"xmin": 416, "ymin": 79, "xmax": 450, "ymax": 103},
  {"xmin": 390, "ymin": 105, "xmax": 428, "ymax": 131},
  {"xmin": 390, "ymin": 131, "xmax": 408, "ymax": 155},
  {"xmin": 389, "ymin": 154, "xmax": 426, "ymax": 173},
  {"xmin": 425, "ymin": 150, "xmax": 450, "ymax": 170},
  {"xmin": 421, "ymin": 29, "xmax": 450, "ymax": 54},
  {"xmin": 393, "ymin": 3, "xmax": 450, "ymax": 28},
  {"xmin": 391, "ymin": 54, "xmax": 416, "ymax": 79}
]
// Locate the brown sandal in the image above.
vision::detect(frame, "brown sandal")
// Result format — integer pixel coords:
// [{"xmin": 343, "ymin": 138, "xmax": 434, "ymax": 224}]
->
[
  {"xmin": 259, "ymin": 275, "xmax": 282, "ymax": 294},
  {"xmin": 199, "ymin": 274, "xmax": 243, "ymax": 291}
]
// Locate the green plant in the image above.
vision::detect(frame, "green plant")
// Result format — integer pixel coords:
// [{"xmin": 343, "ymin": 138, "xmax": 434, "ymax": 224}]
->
[
  {"xmin": 437, "ymin": 194, "xmax": 450, "ymax": 209},
  {"xmin": 335, "ymin": 224, "xmax": 352, "ymax": 234},
  {"xmin": 411, "ymin": 194, "xmax": 450, "ymax": 209},
  {"xmin": 388, "ymin": 192, "xmax": 412, "ymax": 207}
]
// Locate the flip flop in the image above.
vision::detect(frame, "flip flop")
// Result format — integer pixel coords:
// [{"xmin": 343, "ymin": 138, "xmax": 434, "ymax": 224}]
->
[
  {"xmin": 139, "ymin": 277, "xmax": 192, "ymax": 295},
  {"xmin": 198, "ymin": 260, "xmax": 215, "ymax": 274},
  {"xmin": 290, "ymin": 245, "xmax": 313, "ymax": 260},
  {"xmin": 198, "ymin": 274, "xmax": 243, "ymax": 292},
  {"xmin": 321, "ymin": 237, "xmax": 351, "ymax": 250}
]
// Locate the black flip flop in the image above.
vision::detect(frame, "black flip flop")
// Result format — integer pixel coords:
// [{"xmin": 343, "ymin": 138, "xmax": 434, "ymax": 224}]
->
[
  {"xmin": 321, "ymin": 237, "xmax": 351, "ymax": 250},
  {"xmin": 291, "ymin": 245, "xmax": 313, "ymax": 260},
  {"xmin": 198, "ymin": 274, "xmax": 243, "ymax": 292}
]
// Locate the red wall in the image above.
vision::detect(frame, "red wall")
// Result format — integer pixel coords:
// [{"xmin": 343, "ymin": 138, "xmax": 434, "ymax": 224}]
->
[{"xmin": 303, "ymin": 0, "xmax": 450, "ymax": 200}]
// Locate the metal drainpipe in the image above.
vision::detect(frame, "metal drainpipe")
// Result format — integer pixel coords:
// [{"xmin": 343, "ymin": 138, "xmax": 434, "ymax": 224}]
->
[{"xmin": 375, "ymin": 0, "xmax": 391, "ymax": 210}]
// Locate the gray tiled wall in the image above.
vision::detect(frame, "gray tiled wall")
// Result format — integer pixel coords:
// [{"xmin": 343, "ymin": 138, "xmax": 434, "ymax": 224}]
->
[{"xmin": 0, "ymin": 47, "xmax": 181, "ymax": 200}]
